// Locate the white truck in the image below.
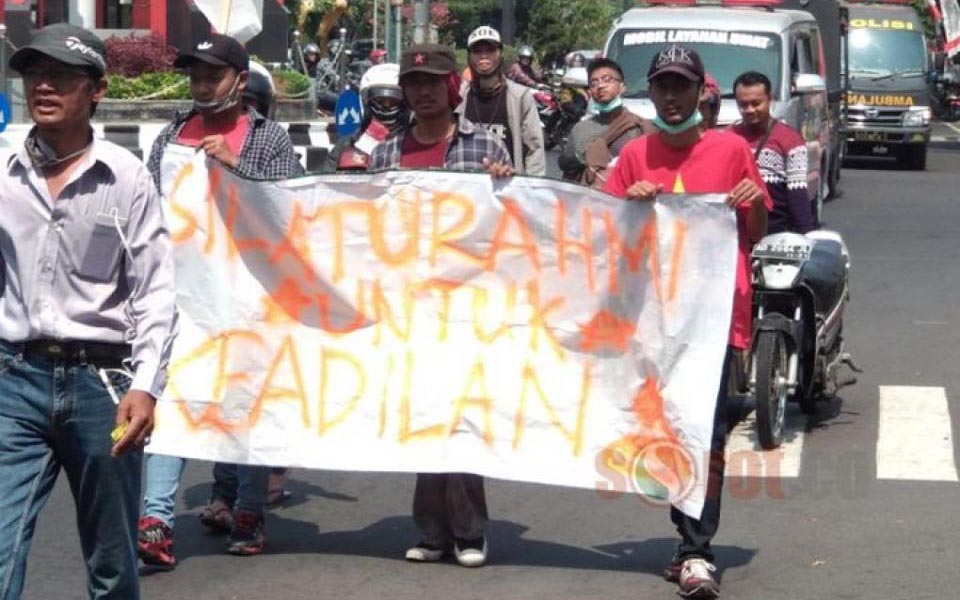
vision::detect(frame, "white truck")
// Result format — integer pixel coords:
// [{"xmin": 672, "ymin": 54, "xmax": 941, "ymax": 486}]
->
[{"xmin": 603, "ymin": 0, "xmax": 846, "ymax": 215}]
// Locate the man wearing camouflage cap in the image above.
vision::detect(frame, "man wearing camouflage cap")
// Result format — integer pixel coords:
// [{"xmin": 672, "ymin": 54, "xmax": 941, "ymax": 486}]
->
[{"xmin": 0, "ymin": 23, "xmax": 178, "ymax": 600}]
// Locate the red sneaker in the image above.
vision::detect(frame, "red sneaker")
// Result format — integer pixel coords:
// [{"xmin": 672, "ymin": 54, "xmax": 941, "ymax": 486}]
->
[
  {"xmin": 227, "ymin": 510, "xmax": 265, "ymax": 556},
  {"xmin": 137, "ymin": 516, "xmax": 176, "ymax": 570}
]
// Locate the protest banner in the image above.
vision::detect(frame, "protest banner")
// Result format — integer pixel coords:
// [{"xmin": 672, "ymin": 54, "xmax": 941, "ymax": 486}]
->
[{"xmin": 148, "ymin": 149, "xmax": 738, "ymax": 518}]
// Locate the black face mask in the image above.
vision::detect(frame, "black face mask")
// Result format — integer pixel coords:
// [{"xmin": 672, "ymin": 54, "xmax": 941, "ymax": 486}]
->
[{"xmin": 24, "ymin": 127, "xmax": 93, "ymax": 169}]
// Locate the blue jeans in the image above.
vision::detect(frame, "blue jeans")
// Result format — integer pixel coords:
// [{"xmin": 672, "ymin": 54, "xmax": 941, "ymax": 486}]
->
[
  {"xmin": 0, "ymin": 341, "xmax": 141, "ymax": 600},
  {"xmin": 143, "ymin": 456, "xmax": 270, "ymax": 526}
]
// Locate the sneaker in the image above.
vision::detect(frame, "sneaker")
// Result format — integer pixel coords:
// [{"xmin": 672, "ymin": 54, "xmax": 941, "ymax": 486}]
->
[
  {"xmin": 677, "ymin": 557, "xmax": 720, "ymax": 599},
  {"xmin": 227, "ymin": 510, "xmax": 265, "ymax": 556},
  {"xmin": 137, "ymin": 516, "xmax": 176, "ymax": 570},
  {"xmin": 404, "ymin": 541, "xmax": 448, "ymax": 562},
  {"xmin": 453, "ymin": 536, "xmax": 487, "ymax": 568},
  {"xmin": 199, "ymin": 498, "xmax": 234, "ymax": 533}
]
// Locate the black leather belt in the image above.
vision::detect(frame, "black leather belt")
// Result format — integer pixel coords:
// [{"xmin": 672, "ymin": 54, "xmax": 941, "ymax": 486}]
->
[{"xmin": 14, "ymin": 339, "xmax": 131, "ymax": 366}]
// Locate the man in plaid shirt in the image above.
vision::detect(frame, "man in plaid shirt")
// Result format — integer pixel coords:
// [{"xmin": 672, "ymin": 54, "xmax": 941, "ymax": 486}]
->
[
  {"xmin": 372, "ymin": 43, "xmax": 511, "ymax": 569},
  {"xmin": 371, "ymin": 44, "xmax": 512, "ymax": 173},
  {"xmin": 139, "ymin": 34, "xmax": 302, "ymax": 570}
]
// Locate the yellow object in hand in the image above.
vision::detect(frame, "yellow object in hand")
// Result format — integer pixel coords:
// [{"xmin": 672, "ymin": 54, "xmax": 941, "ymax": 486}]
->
[{"xmin": 111, "ymin": 423, "xmax": 128, "ymax": 444}]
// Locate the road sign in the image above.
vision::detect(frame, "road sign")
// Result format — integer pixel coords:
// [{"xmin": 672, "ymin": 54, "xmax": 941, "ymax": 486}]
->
[
  {"xmin": 335, "ymin": 89, "xmax": 363, "ymax": 138},
  {"xmin": 0, "ymin": 93, "xmax": 10, "ymax": 134}
]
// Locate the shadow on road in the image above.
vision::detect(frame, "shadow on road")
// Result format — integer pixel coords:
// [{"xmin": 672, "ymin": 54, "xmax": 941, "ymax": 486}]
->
[{"xmin": 154, "ymin": 514, "xmax": 757, "ymax": 576}]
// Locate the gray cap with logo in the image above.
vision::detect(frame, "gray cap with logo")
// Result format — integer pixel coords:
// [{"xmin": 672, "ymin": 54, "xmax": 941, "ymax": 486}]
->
[{"xmin": 9, "ymin": 23, "xmax": 107, "ymax": 77}]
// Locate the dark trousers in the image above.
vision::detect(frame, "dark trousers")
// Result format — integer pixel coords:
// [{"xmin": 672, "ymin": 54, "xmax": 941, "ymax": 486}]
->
[
  {"xmin": 669, "ymin": 346, "xmax": 733, "ymax": 562},
  {"xmin": 413, "ymin": 473, "xmax": 488, "ymax": 546}
]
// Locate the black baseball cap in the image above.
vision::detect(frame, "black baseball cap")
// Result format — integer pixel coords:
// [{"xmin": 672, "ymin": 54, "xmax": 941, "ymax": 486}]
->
[
  {"xmin": 399, "ymin": 44, "xmax": 457, "ymax": 80},
  {"xmin": 174, "ymin": 34, "xmax": 249, "ymax": 72},
  {"xmin": 9, "ymin": 23, "xmax": 107, "ymax": 77},
  {"xmin": 647, "ymin": 44, "xmax": 705, "ymax": 83}
]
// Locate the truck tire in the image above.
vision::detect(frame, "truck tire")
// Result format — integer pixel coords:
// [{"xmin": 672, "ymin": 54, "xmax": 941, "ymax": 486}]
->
[
  {"xmin": 901, "ymin": 145, "xmax": 927, "ymax": 171},
  {"xmin": 754, "ymin": 330, "xmax": 789, "ymax": 450}
]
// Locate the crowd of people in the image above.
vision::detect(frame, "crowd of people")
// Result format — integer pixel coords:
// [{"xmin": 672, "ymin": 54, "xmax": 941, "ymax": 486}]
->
[{"xmin": 0, "ymin": 20, "xmax": 821, "ymax": 600}]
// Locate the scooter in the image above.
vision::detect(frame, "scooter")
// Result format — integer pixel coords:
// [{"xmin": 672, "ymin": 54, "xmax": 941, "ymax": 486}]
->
[
  {"xmin": 748, "ymin": 230, "xmax": 860, "ymax": 449},
  {"xmin": 541, "ymin": 67, "xmax": 590, "ymax": 151}
]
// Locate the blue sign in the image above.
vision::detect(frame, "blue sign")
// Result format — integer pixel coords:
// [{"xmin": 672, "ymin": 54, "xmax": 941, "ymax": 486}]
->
[
  {"xmin": 335, "ymin": 89, "xmax": 363, "ymax": 137},
  {"xmin": 0, "ymin": 93, "xmax": 9, "ymax": 134}
]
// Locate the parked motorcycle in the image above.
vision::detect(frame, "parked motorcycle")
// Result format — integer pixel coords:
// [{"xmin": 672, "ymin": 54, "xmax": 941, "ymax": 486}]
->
[
  {"xmin": 540, "ymin": 67, "xmax": 590, "ymax": 151},
  {"xmin": 749, "ymin": 230, "xmax": 859, "ymax": 449}
]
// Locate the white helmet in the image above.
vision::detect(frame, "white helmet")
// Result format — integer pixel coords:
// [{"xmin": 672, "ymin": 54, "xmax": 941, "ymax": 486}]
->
[
  {"xmin": 248, "ymin": 60, "xmax": 277, "ymax": 94},
  {"xmin": 360, "ymin": 63, "xmax": 400, "ymax": 91},
  {"xmin": 468, "ymin": 26, "xmax": 501, "ymax": 49}
]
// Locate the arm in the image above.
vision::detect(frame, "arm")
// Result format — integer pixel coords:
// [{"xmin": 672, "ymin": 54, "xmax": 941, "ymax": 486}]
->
[
  {"xmin": 557, "ymin": 121, "xmax": 585, "ymax": 178},
  {"xmin": 785, "ymin": 145, "xmax": 817, "ymax": 232},
  {"xmin": 112, "ymin": 167, "xmax": 180, "ymax": 456},
  {"xmin": 519, "ymin": 90, "xmax": 546, "ymax": 176},
  {"xmin": 734, "ymin": 146, "xmax": 771, "ymax": 243},
  {"xmin": 508, "ymin": 63, "xmax": 539, "ymax": 88}
]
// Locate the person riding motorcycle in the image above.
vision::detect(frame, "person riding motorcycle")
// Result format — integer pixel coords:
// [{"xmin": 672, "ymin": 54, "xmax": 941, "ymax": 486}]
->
[
  {"xmin": 506, "ymin": 45, "xmax": 543, "ymax": 88},
  {"xmin": 320, "ymin": 63, "xmax": 407, "ymax": 172},
  {"xmin": 302, "ymin": 42, "xmax": 321, "ymax": 78}
]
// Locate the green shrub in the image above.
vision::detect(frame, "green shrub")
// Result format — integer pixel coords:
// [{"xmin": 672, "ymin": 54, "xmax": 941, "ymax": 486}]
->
[
  {"xmin": 105, "ymin": 72, "xmax": 190, "ymax": 100},
  {"xmin": 273, "ymin": 70, "xmax": 311, "ymax": 98}
]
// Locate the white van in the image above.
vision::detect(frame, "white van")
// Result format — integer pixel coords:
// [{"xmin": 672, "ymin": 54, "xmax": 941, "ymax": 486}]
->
[{"xmin": 603, "ymin": 2, "xmax": 843, "ymax": 212}]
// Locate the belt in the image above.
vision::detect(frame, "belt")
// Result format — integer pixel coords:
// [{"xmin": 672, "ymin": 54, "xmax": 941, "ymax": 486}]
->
[{"xmin": 10, "ymin": 339, "xmax": 131, "ymax": 366}]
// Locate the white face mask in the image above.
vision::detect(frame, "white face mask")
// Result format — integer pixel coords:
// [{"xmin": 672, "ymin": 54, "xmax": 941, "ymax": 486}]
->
[{"xmin": 193, "ymin": 75, "xmax": 242, "ymax": 114}]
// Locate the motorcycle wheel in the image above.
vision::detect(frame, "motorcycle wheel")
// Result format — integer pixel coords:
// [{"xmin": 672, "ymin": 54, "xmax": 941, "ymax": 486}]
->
[{"xmin": 754, "ymin": 330, "xmax": 789, "ymax": 450}]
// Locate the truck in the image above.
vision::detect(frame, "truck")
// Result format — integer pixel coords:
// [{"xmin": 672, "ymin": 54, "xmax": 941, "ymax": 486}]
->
[
  {"xmin": 842, "ymin": 0, "xmax": 933, "ymax": 170},
  {"xmin": 603, "ymin": 0, "xmax": 846, "ymax": 218}
]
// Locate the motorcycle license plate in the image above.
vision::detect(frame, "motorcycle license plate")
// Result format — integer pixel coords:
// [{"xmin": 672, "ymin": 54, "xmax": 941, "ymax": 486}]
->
[{"xmin": 753, "ymin": 243, "xmax": 810, "ymax": 261}]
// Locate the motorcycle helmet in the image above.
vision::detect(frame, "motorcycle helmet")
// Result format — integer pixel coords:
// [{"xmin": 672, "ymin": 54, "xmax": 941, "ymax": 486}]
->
[
  {"xmin": 244, "ymin": 61, "xmax": 277, "ymax": 118},
  {"xmin": 360, "ymin": 63, "xmax": 405, "ymax": 129},
  {"xmin": 304, "ymin": 43, "xmax": 320, "ymax": 57},
  {"xmin": 468, "ymin": 26, "xmax": 502, "ymax": 49},
  {"xmin": 518, "ymin": 45, "xmax": 535, "ymax": 59}
]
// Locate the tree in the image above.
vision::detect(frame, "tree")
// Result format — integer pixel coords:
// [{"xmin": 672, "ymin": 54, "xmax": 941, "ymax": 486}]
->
[{"xmin": 526, "ymin": 0, "xmax": 620, "ymax": 65}]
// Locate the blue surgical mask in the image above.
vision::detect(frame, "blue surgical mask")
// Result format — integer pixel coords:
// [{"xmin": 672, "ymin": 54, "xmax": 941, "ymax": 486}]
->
[
  {"xmin": 589, "ymin": 95, "xmax": 623, "ymax": 115},
  {"xmin": 652, "ymin": 109, "xmax": 704, "ymax": 134}
]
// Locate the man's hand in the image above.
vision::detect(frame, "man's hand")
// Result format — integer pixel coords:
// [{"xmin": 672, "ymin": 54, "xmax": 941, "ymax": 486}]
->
[
  {"xmin": 112, "ymin": 390, "xmax": 156, "ymax": 457},
  {"xmin": 201, "ymin": 134, "xmax": 239, "ymax": 169},
  {"xmin": 727, "ymin": 178, "xmax": 766, "ymax": 208},
  {"xmin": 483, "ymin": 157, "xmax": 515, "ymax": 178},
  {"xmin": 625, "ymin": 180, "xmax": 663, "ymax": 202}
]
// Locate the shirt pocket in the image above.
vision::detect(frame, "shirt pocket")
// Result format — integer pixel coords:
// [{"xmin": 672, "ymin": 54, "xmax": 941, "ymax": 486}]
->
[{"xmin": 77, "ymin": 215, "xmax": 126, "ymax": 283}]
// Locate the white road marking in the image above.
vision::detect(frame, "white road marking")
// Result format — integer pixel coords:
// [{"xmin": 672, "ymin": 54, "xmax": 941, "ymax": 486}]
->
[
  {"xmin": 944, "ymin": 121, "xmax": 960, "ymax": 136},
  {"xmin": 877, "ymin": 386, "xmax": 958, "ymax": 481},
  {"xmin": 725, "ymin": 409, "xmax": 805, "ymax": 478}
]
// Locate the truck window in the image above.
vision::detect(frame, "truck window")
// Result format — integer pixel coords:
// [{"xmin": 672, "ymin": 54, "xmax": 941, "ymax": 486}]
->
[{"xmin": 606, "ymin": 29, "xmax": 782, "ymax": 100}]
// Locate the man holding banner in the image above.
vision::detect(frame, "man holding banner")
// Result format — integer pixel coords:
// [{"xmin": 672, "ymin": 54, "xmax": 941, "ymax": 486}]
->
[
  {"xmin": 371, "ymin": 43, "xmax": 513, "ymax": 569},
  {"xmin": 603, "ymin": 44, "xmax": 770, "ymax": 599},
  {"xmin": 139, "ymin": 34, "xmax": 303, "ymax": 568}
]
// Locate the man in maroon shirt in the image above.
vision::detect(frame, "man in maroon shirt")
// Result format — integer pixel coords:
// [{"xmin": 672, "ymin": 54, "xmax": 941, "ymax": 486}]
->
[
  {"xmin": 730, "ymin": 70, "xmax": 818, "ymax": 233},
  {"xmin": 370, "ymin": 44, "xmax": 512, "ymax": 568}
]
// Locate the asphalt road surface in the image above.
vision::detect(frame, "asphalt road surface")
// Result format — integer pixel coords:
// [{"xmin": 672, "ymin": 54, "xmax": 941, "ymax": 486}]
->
[{"xmin": 22, "ymin": 138, "xmax": 960, "ymax": 600}]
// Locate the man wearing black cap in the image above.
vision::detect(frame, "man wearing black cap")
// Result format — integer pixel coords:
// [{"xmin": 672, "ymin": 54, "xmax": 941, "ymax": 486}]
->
[
  {"xmin": 0, "ymin": 23, "xmax": 177, "ymax": 599},
  {"xmin": 139, "ymin": 34, "xmax": 302, "ymax": 568},
  {"xmin": 603, "ymin": 44, "xmax": 771, "ymax": 599},
  {"xmin": 371, "ymin": 43, "xmax": 513, "ymax": 568}
]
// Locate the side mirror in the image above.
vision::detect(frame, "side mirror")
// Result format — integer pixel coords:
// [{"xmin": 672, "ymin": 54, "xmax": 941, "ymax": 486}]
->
[{"xmin": 793, "ymin": 73, "xmax": 827, "ymax": 95}]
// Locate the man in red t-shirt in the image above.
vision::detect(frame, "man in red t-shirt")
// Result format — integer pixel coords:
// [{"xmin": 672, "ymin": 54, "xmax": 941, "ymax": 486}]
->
[{"xmin": 603, "ymin": 44, "xmax": 771, "ymax": 600}]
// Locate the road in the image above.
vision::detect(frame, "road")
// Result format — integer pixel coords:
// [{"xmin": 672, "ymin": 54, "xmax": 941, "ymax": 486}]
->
[{"xmin": 23, "ymin": 136, "xmax": 960, "ymax": 600}]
